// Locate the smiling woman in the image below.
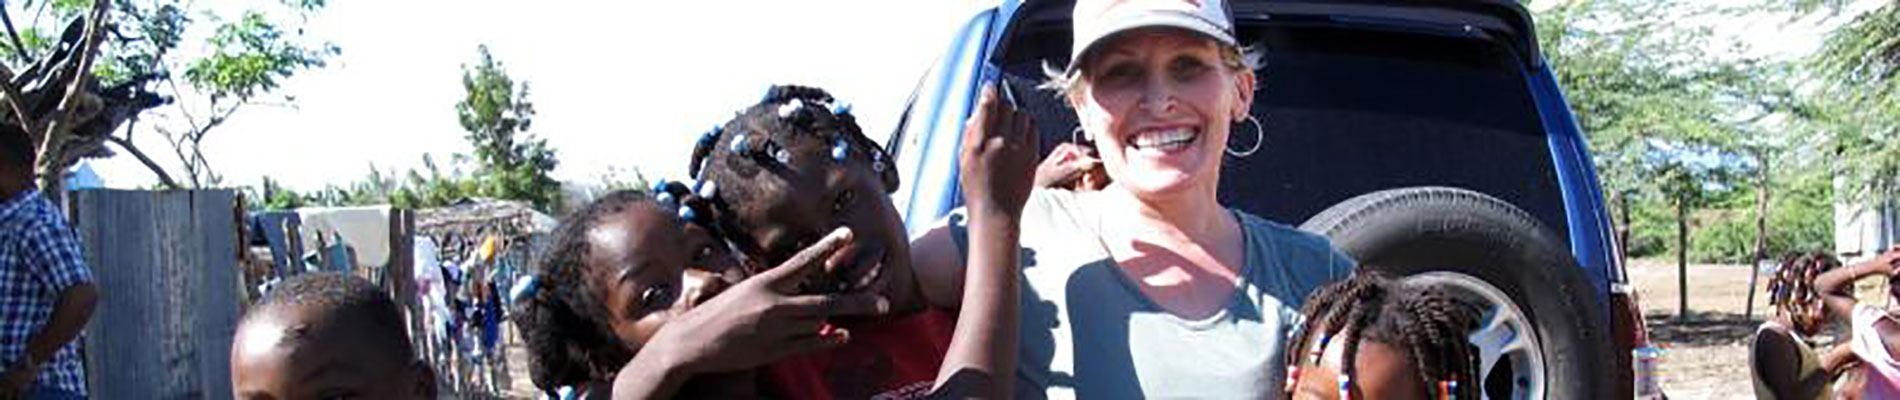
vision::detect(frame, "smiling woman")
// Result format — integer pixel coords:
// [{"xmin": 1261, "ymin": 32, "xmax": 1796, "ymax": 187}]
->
[{"xmin": 903, "ymin": 0, "xmax": 1356, "ymax": 397}]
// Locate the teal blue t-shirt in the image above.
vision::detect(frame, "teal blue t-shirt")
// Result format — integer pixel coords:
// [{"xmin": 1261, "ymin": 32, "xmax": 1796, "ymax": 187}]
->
[{"xmin": 947, "ymin": 189, "xmax": 1354, "ymax": 399}]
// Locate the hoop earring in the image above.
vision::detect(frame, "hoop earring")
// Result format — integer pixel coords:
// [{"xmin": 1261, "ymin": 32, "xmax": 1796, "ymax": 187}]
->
[
  {"xmin": 1071, "ymin": 125, "xmax": 1088, "ymax": 145},
  {"xmin": 1227, "ymin": 115, "xmax": 1265, "ymax": 157}
]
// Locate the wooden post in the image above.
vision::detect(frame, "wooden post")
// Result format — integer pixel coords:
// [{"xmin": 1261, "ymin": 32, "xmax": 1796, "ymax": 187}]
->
[{"xmin": 1677, "ymin": 198, "xmax": 1691, "ymax": 319}]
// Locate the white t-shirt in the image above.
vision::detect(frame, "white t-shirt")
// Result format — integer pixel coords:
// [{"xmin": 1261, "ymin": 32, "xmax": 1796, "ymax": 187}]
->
[{"xmin": 948, "ymin": 189, "xmax": 1355, "ymax": 399}]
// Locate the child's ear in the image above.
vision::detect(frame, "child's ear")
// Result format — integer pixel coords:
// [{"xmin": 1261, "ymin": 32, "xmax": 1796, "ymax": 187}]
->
[{"xmin": 410, "ymin": 360, "xmax": 438, "ymax": 399}]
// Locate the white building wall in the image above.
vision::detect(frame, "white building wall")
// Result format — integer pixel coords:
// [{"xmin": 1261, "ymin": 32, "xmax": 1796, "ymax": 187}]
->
[{"xmin": 1837, "ymin": 197, "xmax": 1898, "ymax": 261}]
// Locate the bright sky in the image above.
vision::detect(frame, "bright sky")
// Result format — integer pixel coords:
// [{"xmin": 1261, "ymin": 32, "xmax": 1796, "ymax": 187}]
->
[
  {"xmin": 89, "ymin": 0, "xmax": 986, "ymax": 191},
  {"xmin": 84, "ymin": 0, "xmax": 1878, "ymax": 192}
]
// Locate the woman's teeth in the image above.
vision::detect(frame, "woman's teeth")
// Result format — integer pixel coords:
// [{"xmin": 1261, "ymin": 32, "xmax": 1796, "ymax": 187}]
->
[{"xmin": 1132, "ymin": 129, "xmax": 1198, "ymax": 151}]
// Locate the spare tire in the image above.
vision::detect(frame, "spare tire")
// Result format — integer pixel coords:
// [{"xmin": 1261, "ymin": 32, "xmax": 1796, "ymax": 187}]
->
[{"xmin": 1299, "ymin": 187, "xmax": 1611, "ymax": 400}]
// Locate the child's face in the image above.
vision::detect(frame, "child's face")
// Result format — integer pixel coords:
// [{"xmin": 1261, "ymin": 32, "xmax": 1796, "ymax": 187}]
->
[
  {"xmin": 721, "ymin": 133, "xmax": 913, "ymax": 305},
  {"xmin": 1290, "ymin": 335, "xmax": 1427, "ymax": 400},
  {"xmin": 230, "ymin": 307, "xmax": 435, "ymax": 400},
  {"xmin": 587, "ymin": 202, "xmax": 739, "ymax": 353}
]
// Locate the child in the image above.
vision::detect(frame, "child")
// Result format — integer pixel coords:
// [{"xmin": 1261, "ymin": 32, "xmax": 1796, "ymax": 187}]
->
[
  {"xmin": 517, "ymin": 188, "xmax": 891, "ymax": 398},
  {"xmin": 1752, "ymin": 251, "xmax": 1860, "ymax": 399},
  {"xmin": 1283, "ymin": 272, "xmax": 1483, "ymax": 400},
  {"xmin": 511, "ymin": 189, "xmax": 752, "ymax": 397},
  {"xmin": 673, "ymin": 84, "xmax": 1027, "ymax": 398},
  {"xmin": 1816, "ymin": 245, "xmax": 1900, "ymax": 398},
  {"xmin": 229, "ymin": 272, "xmax": 437, "ymax": 399}
]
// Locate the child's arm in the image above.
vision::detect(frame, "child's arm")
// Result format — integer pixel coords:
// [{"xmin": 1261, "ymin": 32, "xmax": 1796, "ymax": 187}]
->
[
  {"xmin": 1822, "ymin": 342, "xmax": 1862, "ymax": 376},
  {"xmin": 613, "ymin": 229, "xmax": 889, "ymax": 399},
  {"xmin": 932, "ymin": 84, "xmax": 1035, "ymax": 398},
  {"xmin": 1817, "ymin": 246, "xmax": 1900, "ymax": 322}
]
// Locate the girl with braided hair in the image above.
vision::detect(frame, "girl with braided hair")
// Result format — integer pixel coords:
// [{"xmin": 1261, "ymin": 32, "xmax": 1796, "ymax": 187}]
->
[
  {"xmin": 513, "ymin": 189, "xmax": 888, "ymax": 398},
  {"xmin": 1816, "ymin": 245, "xmax": 1900, "ymax": 398},
  {"xmin": 1751, "ymin": 251, "xmax": 1862, "ymax": 399},
  {"xmin": 613, "ymin": 83, "xmax": 1034, "ymax": 399},
  {"xmin": 1283, "ymin": 271, "xmax": 1483, "ymax": 400}
]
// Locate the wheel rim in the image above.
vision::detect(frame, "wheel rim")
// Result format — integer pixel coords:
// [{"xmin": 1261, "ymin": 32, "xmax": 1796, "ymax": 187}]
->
[{"xmin": 1405, "ymin": 272, "xmax": 1547, "ymax": 400}]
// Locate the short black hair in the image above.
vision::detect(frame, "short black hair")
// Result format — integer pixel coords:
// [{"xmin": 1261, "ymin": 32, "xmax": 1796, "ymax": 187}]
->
[
  {"xmin": 513, "ymin": 190, "xmax": 651, "ymax": 393},
  {"xmin": 1286, "ymin": 271, "xmax": 1484, "ymax": 399},
  {"xmin": 245, "ymin": 272, "xmax": 413, "ymax": 360},
  {"xmin": 0, "ymin": 123, "xmax": 32, "ymax": 169}
]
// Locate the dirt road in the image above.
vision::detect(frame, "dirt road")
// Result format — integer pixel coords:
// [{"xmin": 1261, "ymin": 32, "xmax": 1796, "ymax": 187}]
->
[{"xmin": 1629, "ymin": 257, "xmax": 1879, "ymax": 400}]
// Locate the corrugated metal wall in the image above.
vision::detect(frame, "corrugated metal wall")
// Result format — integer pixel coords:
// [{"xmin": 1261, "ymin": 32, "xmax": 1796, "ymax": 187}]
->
[{"xmin": 67, "ymin": 189, "xmax": 240, "ymax": 400}]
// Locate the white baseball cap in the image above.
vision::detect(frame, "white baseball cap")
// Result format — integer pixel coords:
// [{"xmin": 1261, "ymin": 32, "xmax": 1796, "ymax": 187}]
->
[{"xmin": 1067, "ymin": 0, "xmax": 1237, "ymax": 72}]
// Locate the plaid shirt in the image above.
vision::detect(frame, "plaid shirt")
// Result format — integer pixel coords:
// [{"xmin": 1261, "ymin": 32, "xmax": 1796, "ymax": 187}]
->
[{"xmin": 0, "ymin": 189, "xmax": 91, "ymax": 396}]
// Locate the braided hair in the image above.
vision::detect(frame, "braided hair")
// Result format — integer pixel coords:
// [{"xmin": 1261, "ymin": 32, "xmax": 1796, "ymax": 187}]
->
[
  {"xmin": 1766, "ymin": 251, "xmax": 1843, "ymax": 334},
  {"xmin": 513, "ymin": 190, "xmax": 654, "ymax": 394},
  {"xmin": 1284, "ymin": 271, "xmax": 1484, "ymax": 400},
  {"xmin": 684, "ymin": 84, "xmax": 898, "ymax": 266}
]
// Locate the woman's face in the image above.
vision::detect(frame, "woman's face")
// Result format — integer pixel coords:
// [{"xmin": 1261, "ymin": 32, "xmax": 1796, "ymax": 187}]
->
[
  {"xmin": 587, "ymin": 203, "xmax": 738, "ymax": 353},
  {"xmin": 1072, "ymin": 28, "xmax": 1253, "ymax": 200}
]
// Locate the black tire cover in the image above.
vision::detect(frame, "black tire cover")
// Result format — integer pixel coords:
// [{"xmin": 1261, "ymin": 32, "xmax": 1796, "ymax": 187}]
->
[{"xmin": 1299, "ymin": 186, "xmax": 1612, "ymax": 400}]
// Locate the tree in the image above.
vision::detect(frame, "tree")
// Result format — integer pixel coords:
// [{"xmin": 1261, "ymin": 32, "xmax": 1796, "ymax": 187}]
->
[
  {"xmin": 1538, "ymin": 0, "xmax": 1773, "ymax": 317},
  {"xmin": 1772, "ymin": 0, "xmax": 1900, "ymax": 205},
  {"xmin": 0, "ymin": 0, "xmax": 335, "ymax": 197},
  {"xmin": 389, "ymin": 154, "xmax": 482, "ymax": 210},
  {"xmin": 1812, "ymin": 3, "xmax": 1900, "ymax": 205},
  {"xmin": 158, "ymin": 4, "xmax": 338, "ymax": 188},
  {"xmin": 255, "ymin": 176, "xmax": 305, "ymax": 210},
  {"xmin": 0, "ymin": 0, "xmax": 158, "ymax": 200},
  {"xmin": 455, "ymin": 45, "xmax": 560, "ymax": 213}
]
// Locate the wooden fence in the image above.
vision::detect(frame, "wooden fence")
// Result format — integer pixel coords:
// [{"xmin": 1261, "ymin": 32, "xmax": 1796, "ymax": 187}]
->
[{"xmin": 66, "ymin": 189, "xmax": 241, "ymax": 400}]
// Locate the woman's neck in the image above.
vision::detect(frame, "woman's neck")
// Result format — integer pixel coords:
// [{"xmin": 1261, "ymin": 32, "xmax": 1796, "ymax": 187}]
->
[{"xmin": 1101, "ymin": 182, "xmax": 1229, "ymax": 239}]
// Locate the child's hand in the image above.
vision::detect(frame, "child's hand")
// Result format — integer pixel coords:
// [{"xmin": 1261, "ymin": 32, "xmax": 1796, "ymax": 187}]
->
[
  {"xmin": 959, "ymin": 84, "xmax": 1038, "ymax": 217},
  {"xmin": 634, "ymin": 228, "xmax": 890, "ymax": 375},
  {"xmin": 1036, "ymin": 142, "xmax": 1106, "ymax": 191}
]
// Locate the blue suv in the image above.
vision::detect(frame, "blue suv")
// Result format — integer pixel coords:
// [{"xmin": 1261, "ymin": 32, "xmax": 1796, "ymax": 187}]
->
[{"xmin": 883, "ymin": 1, "xmax": 1652, "ymax": 399}]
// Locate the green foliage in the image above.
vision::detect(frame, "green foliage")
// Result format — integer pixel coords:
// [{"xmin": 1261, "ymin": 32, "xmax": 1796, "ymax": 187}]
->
[
  {"xmin": 1688, "ymin": 177, "xmax": 1836, "ymax": 263},
  {"xmin": 390, "ymin": 154, "xmax": 483, "ymax": 210},
  {"xmin": 0, "ymin": 26, "xmax": 54, "ymax": 61},
  {"xmin": 1809, "ymin": 2, "xmax": 1900, "ymax": 203},
  {"xmin": 599, "ymin": 166, "xmax": 650, "ymax": 192},
  {"xmin": 252, "ymin": 176, "xmax": 305, "ymax": 211},
  {"xmin": 454, "ymin": 45, "xmax": 561, "ymax": 213},
  {"xmin": 183, "ymin": 10, "xmax": 337, "ymax": 101}
]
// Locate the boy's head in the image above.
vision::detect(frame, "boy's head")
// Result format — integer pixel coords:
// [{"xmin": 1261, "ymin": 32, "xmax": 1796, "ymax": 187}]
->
[
  {"xmin": 1768, "ymin": 251, "xmax": 1842, "ymax": 333},
  {"xmin": 0, "ymin": 124, "xmax": 34, "ymax": 194},
  {"xmin": 1286, "ymin": 272, "xmax": 1483, "ymax": 400},
  {"xmin": 515, "ymin": 189, "xmax": 737, "ymax": 393},
  {"xmin": 231, "ymin": 272, "xmax": 436, "ymax": 400},
  {"xmin": 687, "ymin": 85, "xmax": 913, "ymax": 303}
]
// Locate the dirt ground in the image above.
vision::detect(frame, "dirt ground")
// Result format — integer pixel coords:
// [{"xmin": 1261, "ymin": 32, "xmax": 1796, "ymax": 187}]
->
[{"xmin": 1628, "ymin": 257, "xmax": 1882, "ymax": 400}]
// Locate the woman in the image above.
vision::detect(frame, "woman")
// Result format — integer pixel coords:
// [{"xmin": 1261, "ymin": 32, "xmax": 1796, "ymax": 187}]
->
[{"xmin": 908, "ymin": 0, "xmax": 1354, "ymax": 397}]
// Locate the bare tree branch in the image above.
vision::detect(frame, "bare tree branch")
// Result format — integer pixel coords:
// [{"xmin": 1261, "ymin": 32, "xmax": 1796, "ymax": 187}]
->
[
  {"xmin": 106, "ymin": 118, "xmax": 181, "ymax": 189},
  {"xmin": 0, "ymin": 64, "xmax": 34, "ymax": 133},
  {"xmin": 0, "ymin": 3, "xmax": 30, "ymax": 63},
  {"xmin": 33, "ymin": 0, "xmax": 110, "ymax": 194}
]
